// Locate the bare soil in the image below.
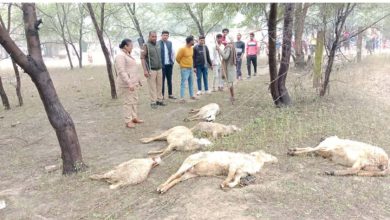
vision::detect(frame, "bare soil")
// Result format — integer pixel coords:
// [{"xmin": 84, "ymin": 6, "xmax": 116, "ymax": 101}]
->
[{"xmin": 1, "ymin": 55, "xmax": 390, "ymax": 219}]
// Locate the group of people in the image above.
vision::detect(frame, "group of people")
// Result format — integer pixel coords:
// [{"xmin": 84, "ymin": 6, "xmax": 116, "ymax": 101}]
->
[{"xmin": 114, "ymin": 29, "xmax": 261, "ymax": 128}]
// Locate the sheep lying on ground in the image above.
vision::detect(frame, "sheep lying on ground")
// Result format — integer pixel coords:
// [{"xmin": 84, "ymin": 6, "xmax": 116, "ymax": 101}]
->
[
  {"xmin": 90, "ymin": 157, "xmax": 161, "ymax": 189},
  {"xmin": 156, "ymin": 150, "xmax": 278, "ymax": 194},
  {"xmin": 184, "ymin": 103, "xmax": 220, "ymax": 122},
  {"xmin": 287, "ymin": 136, "xmax": 389, "ymax": 176},
  {"xmin": 191, "ymin": 122, "xmax": 241, "ymax": 138},
  {"xmin": 141, "ymin": 126, "xmax": 212, "ymax": 158}
]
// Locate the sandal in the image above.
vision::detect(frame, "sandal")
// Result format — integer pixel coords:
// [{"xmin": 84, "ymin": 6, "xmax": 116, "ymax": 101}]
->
[{"xmin": 126, "ymin": 122, "xmax": 136, "ymax": 128}]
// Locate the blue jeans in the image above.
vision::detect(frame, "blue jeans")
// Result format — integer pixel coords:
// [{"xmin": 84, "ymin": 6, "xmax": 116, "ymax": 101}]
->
[
  {"xmin": 180, "ymin": 68, "xmax": 194, "ymax": 98},
  {"xmin": 195, "ymin": 65, "xmax": 209, "ymax": 91}
]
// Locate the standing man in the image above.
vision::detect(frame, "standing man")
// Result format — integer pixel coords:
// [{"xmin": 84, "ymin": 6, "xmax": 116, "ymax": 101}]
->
[
  {"xmin": 141, "ymin": 31, "xmax": 166, "ymax": 109},
  {"xmin": 221, "ymin": 28, "xmax": 229, "ymax": 46},
  {"xmin": 246, "ymin": 32, "xmax": 259, "ymax": 78},
  {"xmin": 193, "ymin": 35, "xmax": 213, "ymax": 95},
  {"xmin": 235, "ymin": 33, "xmax": 245, "ymax": 80},
  {"xmin": 176, "ymin": 36, "xmax": 197, "ymax": 103},
  {"xmin": 217, "ymin": 35, "xmax": 237, "ymax": 104},
  {"xmin": 159, "ymin": 30, "xmax": 176, "ymax": 100},
  {"xmin": 212, "ymin": 34, "xmax": 224, "ymax": 92}
]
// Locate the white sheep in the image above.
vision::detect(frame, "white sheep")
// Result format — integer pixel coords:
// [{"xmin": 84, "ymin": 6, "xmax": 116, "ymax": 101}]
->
[
  {"xmin": 288, "ymin": 136, "xmax": 389, "ymax": 176},
  {"xmin": 157, "ymin": 150, "xmax": 278, "ymax": 194},
  {"xmin": 141, "ymin": 126, "xmax": 212, "ymax": 158}
]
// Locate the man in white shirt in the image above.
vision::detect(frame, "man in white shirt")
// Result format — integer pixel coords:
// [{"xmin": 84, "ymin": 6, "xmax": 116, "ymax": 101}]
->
[{"xmin": 212, "ymin": 34, "xmax": 225, "ymax": 92}]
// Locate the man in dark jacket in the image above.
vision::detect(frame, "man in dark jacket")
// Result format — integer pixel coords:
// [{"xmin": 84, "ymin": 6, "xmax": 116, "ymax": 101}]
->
[
  {"xmin": 235, "ymin": 33, "xmax": 245, "ymax": 80},
  {"xmin": 141, "ymin": 31, "xmax": 166, "ymax": 109},
  {"xmin": 193, "ymin": 35, "xmax": 213, "ymax": 95},
  {"xmin": 158, "ymin": 30, "xmax": 176, "ymax": 99}
]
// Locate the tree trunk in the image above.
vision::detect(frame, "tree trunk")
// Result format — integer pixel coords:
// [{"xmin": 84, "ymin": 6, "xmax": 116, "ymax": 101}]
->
[
  {"xmin": 268, "ymin": 3, "xmax": 282, "ymax": 106},
  {"xmin": 277, "ymin": 3, "xmax": 295, "ymax": 106},
  {"xmin": 0, "ymin": 3, "xmax": 87, "ymax": 174},
  {"xmin": 313, "ymin": 30, "xmax": 325, "ymax": 88},
  {"xmin": 293, "ymin": 3, "xmax": 310, "ymax": 69},
  {"xmin": 63, "ymin": 37, "xmax": 74, "ymax": 69},
  {"xmin": 4, "ymin": 3, "xmax": 23, "ymax": 107},
  {"xmin": 126, "ymin": 3, "xmax": 144, "ymax": 41},
  {"xmin": 0, "ymin": 76, "xmax": 11, "ymax": 110},
  {"xmin": 185, "ymin": 3, "xmax": 205, "ymax": 36},
  {"xmin": 320, "ymin": 4, "xmax": 355, "ymax": 96},
  {"xmin": 356, "ymin": 26, "xmax": 363, "ymax": 63},
  {"xmin": 87, "ymin": 3, "xmax": 117, "ymax": 99},
  {"xmin": 12, "ymin": 59, "xmax": 23, "ymax": 106},
  {"xmin": 56, "ymin": 4, "xmax": 73, "ymax": 70},
  {"xmin": 78, "ymin": 5, "xmax": 84, "ymax": 69}
]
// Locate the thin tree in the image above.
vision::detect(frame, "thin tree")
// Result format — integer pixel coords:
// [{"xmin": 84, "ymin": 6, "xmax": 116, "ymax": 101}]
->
[
  {"xmin": 0, "ymin": 10, "xmax": 11, "ymax": 110},
  {"xmin": 293, "ymin": 3, "xmax": 311, "ymax": 68},
  {"xmin": 268, "ymin": 3, "xmax": 295, "ymax": 106},
  {"xmin": 125, "ymin": 3, "xmax": 144, "ymax": 41},
  {"xmin": 268, "ymin": 3, "xmax": 281, "ymax": 106},
  {"xmin": 0, "ymin": 3, "xmax": 87, "ymax": 174},
  {"xmin": 320, "ymin": 3, "xmax": 356, "ymax": 96},
  {"xmin": 86, "ymin": 3, "xmax": 117, "ymax": 99},
  {"xmin": 64, "ymin": 4, "xmax": 86, "ymax": 69},
  {"xmin": 6, "ymin": 3, "xmax": 23, "ymax": 106},
  {"xmin": 0, "ymin": 76, "xmax": 10, "ymax": 110},
  {"xmin": 277, "ymin": 3, "xmax": 295, "ymax": 105}
]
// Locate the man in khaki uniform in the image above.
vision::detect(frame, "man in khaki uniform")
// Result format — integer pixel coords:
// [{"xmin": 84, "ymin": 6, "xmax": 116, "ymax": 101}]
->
[
  {"xmin": 141, "ymin": 31, "xmax": 166, "ymax": 109},
  {"xmin": 115, "ymin": 39, "xmax": 144, "ymax": 128}
]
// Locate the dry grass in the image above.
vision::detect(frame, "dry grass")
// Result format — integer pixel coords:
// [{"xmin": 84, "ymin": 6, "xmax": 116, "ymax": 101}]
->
[{"xmin": 1, "ymin": 55, "xmax": 390, "ymax": 219}]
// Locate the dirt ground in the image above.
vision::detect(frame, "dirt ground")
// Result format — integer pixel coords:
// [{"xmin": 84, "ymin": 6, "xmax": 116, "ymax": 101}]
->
[{"xmin": 1, "ymin": 54, "xmax": 390, "ymax": 219}]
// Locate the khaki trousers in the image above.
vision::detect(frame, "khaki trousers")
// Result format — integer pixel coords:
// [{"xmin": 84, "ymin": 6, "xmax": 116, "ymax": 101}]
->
[
  {"xmin": 119, "ymin": 87, "xmax": 139, "ymax": 123},
  {"xmin": 147, "ymin": 70, "xmax": 163, "ymax": 103}
]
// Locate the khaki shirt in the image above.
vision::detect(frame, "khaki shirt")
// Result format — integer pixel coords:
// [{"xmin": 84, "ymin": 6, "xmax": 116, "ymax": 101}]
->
[{"xmin": 115, "ymin": 50, "xmax": 140, "ymax": 88}]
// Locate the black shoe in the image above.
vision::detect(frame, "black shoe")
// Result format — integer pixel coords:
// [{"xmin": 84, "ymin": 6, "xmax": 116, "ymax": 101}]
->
[
  {"xmin": 156, "ymin": 101, "xmax": 167, "ymax": 106},
  {"xmin": 151, "ymin": 103, "xmax": 158, "ymax": 109},
  {"xmin": 168, "ymin": 95, "xmax": 177, "ymax": 100}
]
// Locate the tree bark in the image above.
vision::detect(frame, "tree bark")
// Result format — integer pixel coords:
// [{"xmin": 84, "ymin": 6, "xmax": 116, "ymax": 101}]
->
[
  {"xmin": 87, "ymin": 3, "xmax": 117, "ymax": 99},
  {"xmin": 293, "ymin": 3, "xmax": 310, "ymax": 69},
  {"xmin": 0, "ymin": 77, "xmax": 11, "ymax": 110},
  {"xmin": 277, "ymin": 3, "xmax": 295, "ymax": 106},
  {"xmin": 268, "ymin": 3, "xmax": 282, "ymax": 106},
  {"xmin": 12, "ymin": 60, "xmax": 23, "ymax": 106},
  {"xmin": 313, "ymin": 30, "xmax": 325, "ymax": 88},
  {"xmin": 356, "ymin": 26, "xmax": 363, "ymax": 63},
  {"xmin": 0, "ymin": 3, "xmax": 87, "ymax": 174}
]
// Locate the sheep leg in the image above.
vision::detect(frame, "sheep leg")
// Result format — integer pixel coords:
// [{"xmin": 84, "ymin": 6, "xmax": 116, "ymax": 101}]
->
[
  {"xmin": 157, "ymin": 164, "xmax": 194, "ymax": 192},
  {"xmin": 109, "ymin": 181, "xmax": 125, "ymax": 190},
  {"xmin": 220, "ymin": 167, "xmax": 237, "ymax": 188},
  {"xmin": 140, "ymin": 131, "xmax": 169, "ymax": 143},
  {"xmin": 287, "ymin": 146, "xmax": 329, "ymax": 156},
  {"xmin": 158, "ymin": 172, "xmax": 198, "ymax": 194},
  {"xmin": 357, "ymin": 169, "xmax": 389, "ymax": 177},
  {"xmin": 154, "ymin": 144, "xmax": 175, "ymax": 158},
  {"xmin": 189, "ymin": 108, "xmax": 200, "ymax": 113},
  {"xmin": 212, "ymin": 131, "xmax": 219, "ymax": 139},
  {"xmin": 186, "ymin": 114, "xmax": 201, "ymax": 121},
  {"xmin": 227, "ymin": 173, "xmax": 245, "ymax": 188},
  {"xmin": 325, "ymin": 161, "xmax": 362, "ymax": 176}
]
